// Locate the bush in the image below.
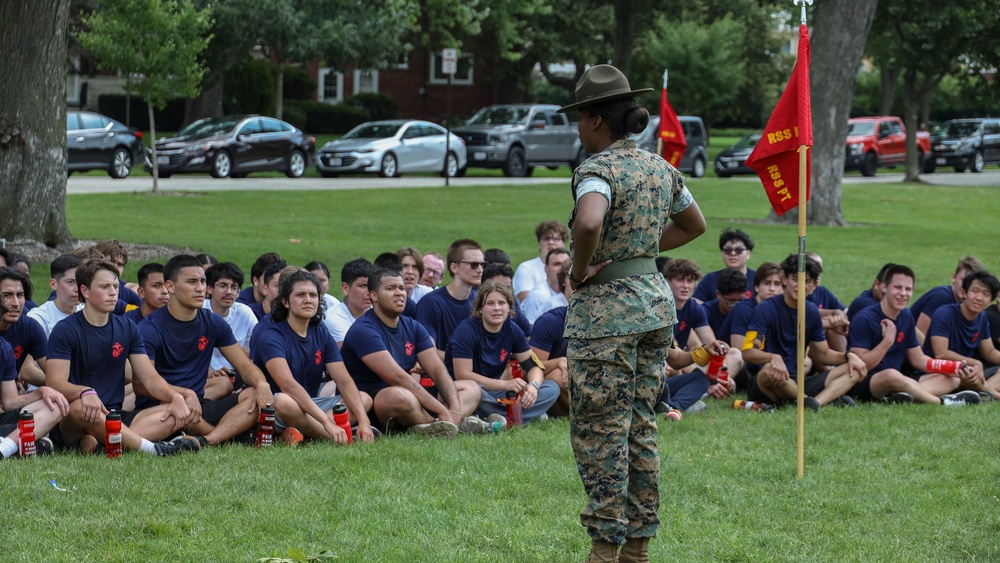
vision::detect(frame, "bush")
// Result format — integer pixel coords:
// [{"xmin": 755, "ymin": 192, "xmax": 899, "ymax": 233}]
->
[
  {"xmin": 97, "ymin": 94, "xmax": 186, "ymax": 131},
  {"xmin": 281, "ymin": 101, "xmax": 308, "ymax": 130},
  {"xmin": 346, "ymin": 93, "xmax": 399, "ymax": 120},
  {"xmin": 225, "ymin": 57, "xmax": 276, "ymax": 115},
  {"xmin": 299, "ymin": 101, "xmax": 370, "ymax": 134},
  {"xmin": 282, "ymin": 66, "xmax": 317, "ymax": 101}
]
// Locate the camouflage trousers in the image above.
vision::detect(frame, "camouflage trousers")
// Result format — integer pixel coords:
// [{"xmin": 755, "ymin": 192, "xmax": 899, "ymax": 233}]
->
[{"xmin": 567, "ymin": 326, "xmax": 672, "ymax": 545}]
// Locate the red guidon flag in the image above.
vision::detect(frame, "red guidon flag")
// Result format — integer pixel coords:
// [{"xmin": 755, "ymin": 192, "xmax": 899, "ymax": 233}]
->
[
  {"xmin": 658, "ymin": 86, "xmax": 686, "ymax": 168},
  {"xmin": 745, "ymin": 23, "xmax": 812, "ymax": 216}
]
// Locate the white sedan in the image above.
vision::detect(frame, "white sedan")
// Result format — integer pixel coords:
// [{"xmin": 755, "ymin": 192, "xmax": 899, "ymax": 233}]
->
[{"xmin": 315, "ymin": 120, "xmax": 467, "ymax": 178}]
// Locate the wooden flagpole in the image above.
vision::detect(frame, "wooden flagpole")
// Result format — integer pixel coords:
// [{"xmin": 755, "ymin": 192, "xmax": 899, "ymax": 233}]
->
[{"xmin": 794, "ymin": 0, "xmax": 812, "ymax": 480}]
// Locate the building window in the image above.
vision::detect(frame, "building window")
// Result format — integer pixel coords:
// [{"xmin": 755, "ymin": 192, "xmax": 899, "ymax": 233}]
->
[
  {"xmin": 429, "ymin": 52, "xmax": 473, "ymax": 85},
  {"xmin": 318, "ymin": 68, "xmax": 344, "ymax": 103},
  {"xmin": 394, "ymin": 52, "xmax": 409, "ymax": 70},
  {"xmin": 353, "ymin": 70, "xmax": 379, "ymax": 94}
]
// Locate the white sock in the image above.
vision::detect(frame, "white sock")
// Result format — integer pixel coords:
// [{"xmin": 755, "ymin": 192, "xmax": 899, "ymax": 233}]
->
[
  {"xmin": 0, "ymin": 436, "xmax": 18, "ymax": 458},
  {"xmin": 139, "ymin": 439, "xmax": 157, "ymax": 455}
]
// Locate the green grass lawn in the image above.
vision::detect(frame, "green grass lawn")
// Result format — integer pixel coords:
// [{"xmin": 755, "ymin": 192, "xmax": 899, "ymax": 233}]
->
[{"xmin": 10, "ymin": 179, "xmax": 1000, "ymax": 561}]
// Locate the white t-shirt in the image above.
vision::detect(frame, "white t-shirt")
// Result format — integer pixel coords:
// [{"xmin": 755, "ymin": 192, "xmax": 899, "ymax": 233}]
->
[
  {"xmin": 541, "ymin": 293, "xmax": 569, "ymax": 314},
  {"xmin": 322, "ymin": 300, "xmax": 368, "ymax": 343},
  {"xmin": 26, "ymin": 301, "xmax": 83, "ymax": 337},
  {"xmin": 521, "ymin": 283, "xmax": 560, "ymax": 325},
  {"xmin": 323, "ymin": 293, "xmax": 340, "ymax": 313},
  {"xmin": 203, "ymin": 301, "xmax": 258, "ymax": 370},
  {"xmin": 411, "ymin": 284, "xmax": 433, "ymax": 303},
  {"xmin": 512, "ymin": 257, "xmax": 546, "ymax": 298}
]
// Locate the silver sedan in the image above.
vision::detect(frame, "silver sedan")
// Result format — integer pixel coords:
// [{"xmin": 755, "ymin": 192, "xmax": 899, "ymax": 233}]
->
[{"xmin": 315, "ymin": 120, "xmax": 467, "ymax": 178}]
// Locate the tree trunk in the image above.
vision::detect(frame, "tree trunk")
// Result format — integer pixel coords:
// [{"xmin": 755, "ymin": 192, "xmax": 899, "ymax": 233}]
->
[
  {"xmin": 901, "ymin": 70, "xmax": 942, "ymax": 181},
  {"xmin": 183, "ymin": 65, "xmax": 225, "ymax": 126},
  {"xmin": 149, "ymin": 104, "xmax": 160, "ymax": 194},
  {"xmin": 612, "ymin": 0, "xmax": 635, "ymax": 76},
  {"xmin": 0, "ymin": 1, "xmax": 74, "ymax": 246},
  {"xmin": 805, "ymin": 0, "xmax": 878, "ymax": 226},
  {"xmin": 878, "ymin": 65, "xmax": 898, "ymax": 115}
]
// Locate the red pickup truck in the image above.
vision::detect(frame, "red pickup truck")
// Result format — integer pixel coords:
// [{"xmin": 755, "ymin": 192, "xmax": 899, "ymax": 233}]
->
[{"xmin": 844, "ymin": 116, "xmax": 931, "ymax": 176}]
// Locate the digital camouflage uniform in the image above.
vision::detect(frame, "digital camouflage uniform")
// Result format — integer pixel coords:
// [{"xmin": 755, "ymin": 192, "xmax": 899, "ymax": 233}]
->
[{"xmin": 566, "ymin": 139, "xmax": 693, "ymax": 545}]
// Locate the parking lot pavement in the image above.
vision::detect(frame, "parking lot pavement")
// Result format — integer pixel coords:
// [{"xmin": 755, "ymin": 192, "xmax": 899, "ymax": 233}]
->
[{"xmin": 67, "ymin": 169, "xmax": 1000, "ymax": 195}]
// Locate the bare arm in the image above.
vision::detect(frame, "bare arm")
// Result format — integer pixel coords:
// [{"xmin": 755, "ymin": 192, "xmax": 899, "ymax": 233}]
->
[
  {"xmin": 851, "ymin": 319, "xmax": 896, "ymax": 371},
  {"xmin": 453, "ymin": 357, "xmax": 523, "ymax": 393},
  {"xmin": 18, "ymin": 355, "xmax": 47, "ymax": 387},
  {"xmin": 219, "ymin": 343, "xmax": 274, "ymax": 412},
  {"xmin": 362, "ymin": 350, "xmax": 451, "ymax": 420},
  {"xmin": 130, "ymin": 353, "xmax": 198, "ymax": 431},
  {"xmin": 265, "ymin": 357, "xmax": 342, "ymax": 441}
]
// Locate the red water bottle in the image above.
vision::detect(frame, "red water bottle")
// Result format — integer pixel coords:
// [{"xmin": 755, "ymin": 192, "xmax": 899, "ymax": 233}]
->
[
  {"xmin": 18, "ymin": 410, "xmax": 36, "ymax": 457},
  {"xmin": 706, "ymin": 355, "xmax": 725, "ymax": 381},
  {"xmin": 505, "ymin": 391, "xmax": 523, "ymax": 428},
  {"xmin": 332, "ymin": 404, "xmax": 353, "ymax": 445},
  {"xmin": 510, "ymin": 359, "xmax": 523, "ymax": 380},
  {"xmin": 716, "ymin": 366, "xmax": 731, "ymax": 386},
  {"xmin": 925, "ymin": 358, "xmax": 965, "ymax": 375},
  {"xmin": 106, "ymin": 411, "xmax": 123, "ymax": 458},
  {"xmin": 256, "ymin": 404, "xmax": 275, "ymax": 448},
  {"xmin": 419, "ymin": 375, "xmax": 438, "ymax": 398}
]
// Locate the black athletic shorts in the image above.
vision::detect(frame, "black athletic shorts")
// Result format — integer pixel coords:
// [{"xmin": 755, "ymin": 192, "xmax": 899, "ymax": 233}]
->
[{"xmin": 200, "ymin": 392, "xmax": 242, "ymax": 426}]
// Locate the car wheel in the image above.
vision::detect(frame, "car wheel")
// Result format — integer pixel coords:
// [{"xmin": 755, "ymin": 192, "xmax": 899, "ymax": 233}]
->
[
  {"xmin": 379, "ymin": 152, "xmax": 399, "ymax": 178},
  {"xmin": 972, "ymin": 151, "xmax": 984, "ymax": 173},
  {"xmin": 502, "ymin": 147, "xmax": 528, "ymax": 177},
  {"xmin": 923, "ymin": 157, "xmax": 936, "ymax": 173},
  {"xmin": 860, "ymin": 152, "xmax": 878, "ymax": 177},
  {"xmin": 441, "ymin": 152, "xmax": 459, "ymax": 177},
  {"xmin": 231, "ymin": 172, "xmax": 248, "ymax": 179},
  {"xmin": 954, "ymin": 164, "xmax": 967, "ymax": 173},
  {"xmin": 320, "ymin": 171, "xmax": 339, "ymax": 178},
  {"xmin": 455, "ymin": 166, "xmax": 467, "ymax": 177},
  {"xmin": 692, "ymin": 156, "xmax": 706, "ymax": 178},
  {"xmin": 109, "ymin": 148, "xmax": 133, "ymax": 179},
  {"xmin": 210, "ymin": 151, "xmax": 232, "ymax": 178},
  {"xmin": 285, "ymin": 150, "xmax": 306, "ymax": 178}
]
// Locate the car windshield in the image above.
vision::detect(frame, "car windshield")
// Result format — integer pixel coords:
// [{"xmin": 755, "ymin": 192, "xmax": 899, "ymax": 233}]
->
[
  {"xmin": 341, "ymin": 123, "xmax": 402, "ymax": 139},
  {"xmin": 467, "ymin": 107, "xmax": 530, "ymax": 125},
  {"xmin": 735, "ymin": 134, "xmax": 761, "ymax": 149},
  {"xmin": 847, "ymin": 122, "xmax": 876, "ymax": 136},
  {"xmin": 943, "ymin": 121, "xmax": 980, "ymax": 137},
  {"xmin": 176, "ymin": 117, "xmax": 242, "ymax": 138}
]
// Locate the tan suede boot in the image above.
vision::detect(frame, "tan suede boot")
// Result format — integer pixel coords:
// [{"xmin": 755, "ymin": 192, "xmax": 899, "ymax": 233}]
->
[
  {"xmin": 582, "ymin": 540, "xmax": 620, "ymax": 563},
  {"xmin": 618, "ymin": 538, "xmax": 650, "ymax": 563}
]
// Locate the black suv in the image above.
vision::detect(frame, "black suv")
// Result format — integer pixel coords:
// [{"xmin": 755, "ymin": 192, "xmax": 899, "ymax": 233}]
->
[{"xmin": 928, "ymin": 118, "xmax": 1000, "ymax": 173}]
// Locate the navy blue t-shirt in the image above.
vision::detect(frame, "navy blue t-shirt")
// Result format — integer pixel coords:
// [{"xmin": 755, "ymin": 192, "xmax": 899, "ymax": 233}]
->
[
  {"xmin": 341, "ymin": 309, "xmax": 435, "ymax": 395},
  {"xmin": 808, "ymin": 285, "xmax": 845, "ymax": 311},
  {"xmin": 745, "ymin": 295, "xmax": 825, "ymax": 376},
  {"xmin": 675, "ymin": 301, "xmax": 709, "ymax": 349},
  {"xmin": 531, "ymin": 306, "xmax": 567, "ymax": 359},
  {"xmin": 911, "ymin": 285, "xmax": 954, "ymax": 322},
  {"xmin": 122, "ymin": 307, "xmax": 147, "ymax": 326},
  {"xmin": 924, "ymin": 303, "xmax": 990, "ymax": 358},
  {"xmin": 236, "ymin": 286, "xmax": 257, "ymax": 306},
  {"xmin": 847, "ymin": 289, "xmax": 877, "ymax": 323},
  {"xmin": 700, "ymin": 298, "xmax": 729, "ymax": 339},
  {"xmin": 719, "ymin": 298, "xmax": 757, "ymax": 342},
  {"xmin": 444, "ymin": 317, "xmax": 530, "ymax": 379},
  {"xmin": 512, "ymin": 300, "xmax": 532, "ymax": 338},
  {"xmin": 253, "ymin": 320, "xmax": 342, "ymax": 396},
  {"xmin": 248, "ymin": 301, "xmax": 266, "ymax": 321},
  {"xmin": 849, "ymin": 304, "xmax": 919, "ymax": 374},
  {"xmin": 0, "ymin": 339, "xmax": 16, "ymax": 384},
  {"xmin": 137, "ymin": 307, "xmax": 237, "ymax": 407},
  {"xmin": 47, "ymin": 313, "xmax": 143, "ymax": 410},
  {"xmin": 0, "ymin": 315, "xmax": 48, "ymax": 371},
  {"xmin": 415, "ymin": 286, "xmax": 476, "ymax": 351},
  {"xmin": 402, "ymin": 297, "xmax": 418, "ymax": 319},
  {"xmin": 693, "ymin": 267, "xmax": 756, "ymax": 302}
]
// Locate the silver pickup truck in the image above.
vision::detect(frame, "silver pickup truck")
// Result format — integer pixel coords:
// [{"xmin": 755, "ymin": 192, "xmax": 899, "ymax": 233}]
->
[{"xmin": 453, "ymin": 104, "xmax": 585, "ymax": 177}]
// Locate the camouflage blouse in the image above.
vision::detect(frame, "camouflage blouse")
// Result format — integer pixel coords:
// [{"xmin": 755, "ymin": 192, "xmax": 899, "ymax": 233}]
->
[{"xmin": 565, "ymin": 139, "xmax": 693, "ymax": 339}]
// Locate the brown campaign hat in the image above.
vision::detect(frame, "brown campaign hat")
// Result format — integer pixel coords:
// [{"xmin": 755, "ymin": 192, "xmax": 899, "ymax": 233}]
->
[{"xmin": 557, "ymin": 64, "xmax": 653, "ymax": 113}]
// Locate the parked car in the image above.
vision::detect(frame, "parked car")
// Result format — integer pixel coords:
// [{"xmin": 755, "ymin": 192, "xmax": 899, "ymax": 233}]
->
[
  {"xmin": 67, "ymin": 111, "xmax": 144, "ymax": 178},
  {"xmin": 631, "ymin": 115, "xmax": 709, "ymax": 178},
  {"xmin": 315, "ymin": 120, "xmax": 467, "ymax": 178},
  {"xmin": 714, "ymin": 133, "xmax": 761, "ymax": 178},
  {"xmin": 844, "ymin": 116, "xmax": 931, "ymax": 176},
  {"xmin": 145, "ymin": 115, "xmax": 314, "ymax": 178},
  {"xmin": 452, "ymin": 104, "xmax": 584, "ymax": 177},
  {"xmin": 927, "ymin": 118, "xmax": 1000, "ymax": 173}
]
